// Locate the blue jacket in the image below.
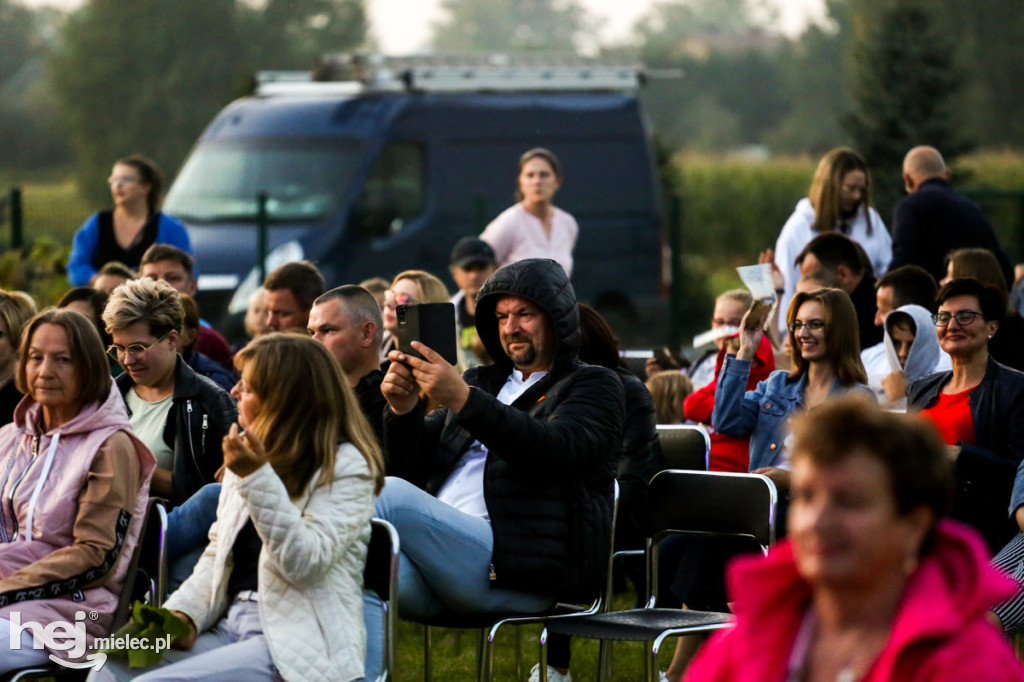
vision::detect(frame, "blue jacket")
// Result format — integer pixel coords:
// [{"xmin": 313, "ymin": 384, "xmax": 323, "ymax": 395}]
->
[
  {"xmin": 713, "ymin": 355, "xmax": 871, "ymax": 471},
  {"xmin": 67, "ymin": 211, "xmax": 192, "ymax": 286},
  {"xmin": 908, "ymin": 357, "xmax": 1024, "ymax": 553}
]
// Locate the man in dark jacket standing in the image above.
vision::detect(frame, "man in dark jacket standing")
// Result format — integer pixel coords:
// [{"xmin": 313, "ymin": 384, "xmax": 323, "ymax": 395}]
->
[
  {"xmin": 890, "ymin": 145, "xmax": 1013, "ymax": 285},
  {"xmin": 363, "ymin": 259, "xmax": 624, "ymax": 678}
]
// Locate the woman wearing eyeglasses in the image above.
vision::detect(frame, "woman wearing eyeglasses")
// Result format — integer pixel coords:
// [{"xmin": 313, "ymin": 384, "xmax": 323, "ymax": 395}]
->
[
  {"xmin": 102, "ymin": 278, "xmax": 236, "ymax": 505},
  {"xmin": 772, "ymin": 147, "xmax": 892, "ymax": 336},
  {"xmin": 67, "ymin": 155, "xmax": 191, "ymax": 287},
  {"xmin": 908, "ymin": 278, "xmax": 1024, "ymax": 556},
  {"xmin": 378, "ymin": 269, "xmax": 450, "ymax": 366},
  {"xmin": 0, "ymin": 309, "xmax": 154, "ymax": 671},
  {"xmin": 714, "ymin": 288, "xmax": 871, "ymax": 496}
]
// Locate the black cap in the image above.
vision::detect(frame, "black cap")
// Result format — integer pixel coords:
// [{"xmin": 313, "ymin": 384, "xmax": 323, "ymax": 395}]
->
[{"xmin": 450, "ymin": 237, "xmax": 497, "ymax": 268}]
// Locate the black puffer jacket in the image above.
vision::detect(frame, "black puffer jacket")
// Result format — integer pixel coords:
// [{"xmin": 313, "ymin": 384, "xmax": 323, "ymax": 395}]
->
[
  {"xmin": 117, "ymin": 356, "xmax": 237, "ymax": 506},
  {"xmin": 385, "ymin": 259, "xmax": 625, "ymax": 602}
]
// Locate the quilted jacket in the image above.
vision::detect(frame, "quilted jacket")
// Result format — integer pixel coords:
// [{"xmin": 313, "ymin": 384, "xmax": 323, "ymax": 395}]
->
[
  {"xmin": 385, "ymin": 258, "xmax": 625, "ymax": 602},
  {"xmin": 164, "ymin": 443, "xmax": 375, "ymax": 682}
]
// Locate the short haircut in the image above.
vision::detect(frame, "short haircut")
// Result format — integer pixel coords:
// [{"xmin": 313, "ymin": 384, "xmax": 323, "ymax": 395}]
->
[
  {"xmin": 796, "ymin": 232, "xmax": 865, "ymax": 276},
  {"xmin": 17, "ymin": 308, "xmax": 111, "ymax": 406},
  {"xmin": 718, "ymin": 288, "xmax": 753, "ymax": 308},
  {"xmin": 115, "ymin": 154, "xmax": 164, "ymax": 214},
  {"xmin": 946, "ymin": 248, "xmax": 1008, "ymax": 293},
  {"xmin": 95, "ymin": 261, "xmax": 137, "ymax": 280},
  {"xmin": 935, "ymin": 278, "xmax": 1006, "ymax": 323},
  {"xmin": 314, "ymin": 285, "xmax": 384, "ymax": 344},
  {"xmin": 141, "ymin": 243, "xmax": 195, "ymax": 278},
  {"xmin": 0, "ymin": 291, "xmax": 38, "ymax": 351},
  {"xmin": 790, "ymin": 392, "xmax": 952, "ymax": 523},
  {"xmin": 102, "ymin": 278, "xmax": 184, "ymax": 337},
  {"xmin": 876, "ymin": 265, "xmax": 938, "ymax": 310},
  {"xmin": 263, "ymin": 261, "xmax": 325, "ymax": 312},
  {"xmin": 787, "ymin": 287, "xmax": 867, "ymax": 386}
]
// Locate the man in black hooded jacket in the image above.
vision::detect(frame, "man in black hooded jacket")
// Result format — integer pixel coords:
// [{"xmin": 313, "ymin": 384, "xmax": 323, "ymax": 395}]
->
[{"xmin": 370, "ymin": 259, "xmax": 624, "ymax": 645}]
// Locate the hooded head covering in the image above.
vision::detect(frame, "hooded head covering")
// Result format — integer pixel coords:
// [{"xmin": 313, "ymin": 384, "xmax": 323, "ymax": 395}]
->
[
  {"xmin": 474, "ymin": 258, "xmax": 579, "ymax": 373},
  {"xmin": 884, "ymin": 304, "xmax": 941, "ymax": 383}
]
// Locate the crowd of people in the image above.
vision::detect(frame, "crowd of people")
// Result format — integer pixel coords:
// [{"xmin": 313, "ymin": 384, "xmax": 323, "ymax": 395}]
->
[{"xmin": 0, "ymin": 143, "xmax": 1022, "ymax": 682}]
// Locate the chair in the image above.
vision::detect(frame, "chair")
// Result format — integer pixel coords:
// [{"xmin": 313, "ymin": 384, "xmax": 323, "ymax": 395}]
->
[
  {"xmin": 413, "ymin": 482, "xmax": 620, "ymax": 682},
  {"xmin": 540, "ymin": 470, "xmax": 778, "ymax": 682},
  {"xmin": 365, "ymin": 518, "xmax": 400, "ymax": 682},
  {"xmin": 3, "ymin": 499, "xmax": 168, "ymax": 682},
  {"xmin": 655, "ymin": 425, "xmax": 709, "ymax": 471}
]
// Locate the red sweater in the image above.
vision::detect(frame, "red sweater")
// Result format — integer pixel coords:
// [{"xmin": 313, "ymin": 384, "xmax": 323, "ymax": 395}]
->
[{"xmin": 684, "ymin": 335, "xmax": 775, "ymax": 472}]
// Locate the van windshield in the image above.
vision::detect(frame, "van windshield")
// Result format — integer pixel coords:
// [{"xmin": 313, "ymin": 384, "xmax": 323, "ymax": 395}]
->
[{"xmin": 164, "ymin": 137, "xmax": 365, "ymax": 222}]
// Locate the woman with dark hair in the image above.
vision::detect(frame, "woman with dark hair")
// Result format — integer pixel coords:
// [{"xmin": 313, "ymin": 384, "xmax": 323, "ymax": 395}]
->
[
  {"xmin": 774, "ymin": 147, "xmax": 891, "ymax": 335},
  {"xmin": 908, "ymin": 278, "xmax": 1024, "ymax": 555},
  {"xmin": 685, "ymin": 395, "xmax": 1023, "ymax": 682},
  {"xmin": 0, "ymin": 291, "xmax": 37, "ymax": 424},
  {"xmin": 0, "ymin": 309, "xmax": 154, "ymax": 671},
  {"xmin": 99, "ymin": 333, "xmax": 384, "ymax": 681},
  {"xmin": 714, "ymin": 287, "xmax": 871, "ymax": 491},
  {"xmin": 67, "ymin": 154, "xmax": 191, "ymax": 286},
  {"xmin": 480, "ymin": 147, "xmax": 578, "ymax": 276}
]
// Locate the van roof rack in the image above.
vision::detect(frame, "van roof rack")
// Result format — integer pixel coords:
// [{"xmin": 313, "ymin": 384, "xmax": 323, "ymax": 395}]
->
[{"xmin": 254, "ymin": 54, "xmax": 645, "ymax": 96}]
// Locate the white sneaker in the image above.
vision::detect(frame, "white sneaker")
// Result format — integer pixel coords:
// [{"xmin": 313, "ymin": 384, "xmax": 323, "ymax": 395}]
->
[
  {"xmin": 528, "ymin": 663, "xmax": 572, "ymax": 682},
  {"xmin": 659, "ymin": 672, "xmax": 670, "ymax": 682}
]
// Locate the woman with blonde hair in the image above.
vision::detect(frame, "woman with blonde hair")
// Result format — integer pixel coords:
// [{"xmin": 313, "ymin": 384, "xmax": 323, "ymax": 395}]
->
[
  {"xmin": 773, "ymin": 147, "xmax": 891, "ymax": 335},
  {"xmin": 646, "ymin": 370, "xmax": 693, "ymax": 425},
  {"xmin": 0, "ymin": 290, "xmax": 37, "ymax": 425},
  {"xmin": 379, "ymin": 269, "xmax": 450, "ymax": 363},
  {"xmin": 100, "ymin": 333, "xmax": 385, "ymax": 682}
]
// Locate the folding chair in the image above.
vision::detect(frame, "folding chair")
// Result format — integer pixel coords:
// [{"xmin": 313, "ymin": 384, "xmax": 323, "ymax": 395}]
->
[
  {"xmin": 365, "ymin": 518, "xmax": 400, "ymax": 682},
  {"xmin": 655, "ymin": 425, "xmax": 709, "ymax": 471},
  {"xmin": 540, "ymin": 470, "xmax": 777, "ymax": 682},
  {"xmin": 413, "ymin": 482, "xmax": 620, "ymax": 682}
]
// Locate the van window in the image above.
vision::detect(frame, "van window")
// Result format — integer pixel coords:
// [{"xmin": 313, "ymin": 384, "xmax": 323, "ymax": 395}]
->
[
  {"xmin": 350, "ymin": 142, "xmax": 425, "ymax": 239},
  {"xmin": 164, "ymin": 137, "xmax": 364, "ymax": 222}
]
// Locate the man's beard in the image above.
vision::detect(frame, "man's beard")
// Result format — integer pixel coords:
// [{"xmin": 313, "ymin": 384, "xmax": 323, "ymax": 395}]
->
[{"xmin": 504, "ymin": 334, "xmax": 536, "ymax": 367}]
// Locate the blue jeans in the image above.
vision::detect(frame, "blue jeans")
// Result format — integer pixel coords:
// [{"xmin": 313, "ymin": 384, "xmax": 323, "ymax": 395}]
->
[
  {"xmin": 363, "ymin": 477, "xmax": 555, "ymax": 679},
  {"xmin": 166, "ymin": 483, "xmax": 221, "ymax": 592}
]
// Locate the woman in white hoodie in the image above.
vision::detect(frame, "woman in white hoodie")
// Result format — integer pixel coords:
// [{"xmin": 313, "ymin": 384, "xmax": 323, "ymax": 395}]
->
[
  {"xmin": 870, "ymin": 304, "xmax": 946, "ymax": 410},
  {"xmin": 774, "ymin": 147, "xmax": 892, "ymax": 335}
]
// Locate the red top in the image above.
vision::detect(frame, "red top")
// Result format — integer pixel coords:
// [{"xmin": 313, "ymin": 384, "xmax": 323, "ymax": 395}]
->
[{"xmin": 919, "ymin": 388, "xmax": 976, "ymax": 446}]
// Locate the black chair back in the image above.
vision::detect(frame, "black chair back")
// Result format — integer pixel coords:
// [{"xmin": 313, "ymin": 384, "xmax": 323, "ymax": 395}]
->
[{"xmin": 655, "ymin": 425, "xmax": 709, "ymax": 471}]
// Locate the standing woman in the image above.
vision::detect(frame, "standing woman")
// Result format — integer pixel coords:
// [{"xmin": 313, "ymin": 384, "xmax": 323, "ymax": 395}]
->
[
  {"xmin": 774, "ymin": 147, "xmax": 891, "ymax": 335},
  {"xmin": 99, "ymin": 334, "xmax": 385, "ymax": 682},
  {"xmin": 0, "ymin": 310, "xmax": 154, "ymax": 671},
  {"xmin": 480, "ymin": 147, "xmax": 578, "ymax": 277},
  {"xmin": 0, "ymin": 291, "xmax": 37, "ymax": 425},
  {"xmin": 67, "ymin": 155, "xmax": 191, "ymax": 286}
]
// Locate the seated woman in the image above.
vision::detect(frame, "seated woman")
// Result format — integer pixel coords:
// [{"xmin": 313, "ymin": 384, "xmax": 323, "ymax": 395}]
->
[
  {"xmin": 647, "ymin": 370, "xmax": 693, "ymax": 425},
  {"xmin": 869, "ymin": 304, "xmax": 943, "ymax": 410},
  {"xmin": 0, "ymin": 309, "xmax": 154, "ymax": 672},
  {"xmin": 908, "ymin": 278, "xmax": 1024, "ymax": 555},
  {"xmin": 378, "ymin": 269, "xmax": 450, "ymax": 367},
  {"xmin": 102, "ymin": 278, "xmax": 236, "ymax": 506},
  {"xmin": 0, "ymin": 290, "xmax": 37, "ymax": 425},
  {"xmin": 98, "ymin": 333, "xmax": 385, "ymax": 681},
  {"xmin": 685, "ymin": 395, "xmax": 1024, "ymax": 681}
]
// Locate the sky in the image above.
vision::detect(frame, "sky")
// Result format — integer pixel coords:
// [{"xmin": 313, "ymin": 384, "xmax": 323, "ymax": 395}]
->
[{"xmin": 23, "ymin": 0, "xmax": 829, "ymax": 53}]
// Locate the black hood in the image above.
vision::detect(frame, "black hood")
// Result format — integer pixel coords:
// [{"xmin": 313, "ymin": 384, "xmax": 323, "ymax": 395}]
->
[{"xmin": 475, "ymin": 258, "xmax": 579, "ymax": 373}]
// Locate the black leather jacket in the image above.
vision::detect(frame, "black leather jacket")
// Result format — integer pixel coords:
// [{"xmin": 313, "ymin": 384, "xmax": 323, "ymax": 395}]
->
[
  {"xmin": 117, "ymin": 356, "xmax": 237, "ymax": 506},
  {"xmin": 384, "ymin": 259, "xmax": 625, "ymax": 602}
]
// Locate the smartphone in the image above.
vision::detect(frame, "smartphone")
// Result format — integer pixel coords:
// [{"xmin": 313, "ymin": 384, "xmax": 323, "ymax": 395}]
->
[
  {"xmin": 744, "ymin": 299, "xmax": 772, "ymax": 331},
  {"xmin": 395, "ymin": 303, "xmax": 458, "ymax": 366}
]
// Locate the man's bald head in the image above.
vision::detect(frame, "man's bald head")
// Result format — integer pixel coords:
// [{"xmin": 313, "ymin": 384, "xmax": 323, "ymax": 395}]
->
[{"xmin": 903, "ymin": 146, "xmax": 950, "ymax": 192}]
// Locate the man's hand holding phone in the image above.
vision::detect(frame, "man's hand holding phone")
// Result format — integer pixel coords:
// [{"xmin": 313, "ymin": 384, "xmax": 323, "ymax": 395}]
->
[{"xmin": 384, "ymin": 341, "xmax": 470, "ymax": 413}]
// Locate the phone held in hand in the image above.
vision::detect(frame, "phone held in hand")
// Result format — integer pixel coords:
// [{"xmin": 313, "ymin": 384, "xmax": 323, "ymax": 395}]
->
[{"xmin": 396, "ymin": 302, "xmax": 459, "ymax": 366}]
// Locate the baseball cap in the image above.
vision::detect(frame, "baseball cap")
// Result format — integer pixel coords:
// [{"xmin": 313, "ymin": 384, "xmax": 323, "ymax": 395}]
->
[{"xmin": 450, "ymin": 237, "xmax": 497, "ymax": 268}]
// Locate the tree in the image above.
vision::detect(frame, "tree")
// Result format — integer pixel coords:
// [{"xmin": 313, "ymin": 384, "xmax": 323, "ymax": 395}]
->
[
  {"xmin": 431, "ymin": 0, "xmax": 593, "ymax": 54},
  {"xmin": 843, "ymin": 0, "xmax": 969, "ymax": 215},
  {"xmin": 241, "ymin": 0, "xmax": 366, "ymax": 69}
]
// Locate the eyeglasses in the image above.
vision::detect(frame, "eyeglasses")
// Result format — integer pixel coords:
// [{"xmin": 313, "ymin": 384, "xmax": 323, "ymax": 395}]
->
[
  {"xmin": 788, "ymin": 319, "xmax": 826, "ymax": 333},
  {"xmin": 841, "ymin": 184, "xmax": 868, "ymax": 195},
  {"xmin": 932, "ymin": 310, "xmax": 983, "ymax": 327},
  {"xmin": 384, "ymin": 290, "xmax": 415, "ymax": 308},
  {"xmin": 108, "ymin": 176, "xmax": 141, "ymax": 186},
  {"xmin": 106, "ymin": 333, "xmax": 168, "ymax": 361}
]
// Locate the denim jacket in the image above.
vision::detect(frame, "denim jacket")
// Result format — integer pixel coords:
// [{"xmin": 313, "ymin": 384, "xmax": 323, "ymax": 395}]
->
[{"xmin": 713, "ymin": 355, "xmax": 872, "ymax": 471}]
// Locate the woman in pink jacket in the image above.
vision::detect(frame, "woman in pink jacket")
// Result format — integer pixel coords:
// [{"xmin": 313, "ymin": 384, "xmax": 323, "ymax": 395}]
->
[
  {"xmin": 685, "ymin": 394, "xmax": 1024, "ymax": 682},
  {"xmin": 0, "ymin": 309, "xmax": 155, "ymax": 671}
]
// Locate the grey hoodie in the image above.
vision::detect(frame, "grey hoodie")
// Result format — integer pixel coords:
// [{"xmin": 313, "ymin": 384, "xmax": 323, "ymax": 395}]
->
[{"xmin": 881, "ymin": 304, "xmax": 943, "ymax": 409}]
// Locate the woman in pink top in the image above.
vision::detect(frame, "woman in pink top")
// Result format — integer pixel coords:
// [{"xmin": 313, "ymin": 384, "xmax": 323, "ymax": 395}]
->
[
  {"xmin": 480, "ymin": 148, "xmax": 578, "ymax": 277},
  {"xmin": 684, "ymin": 394, "xmax": 1023, "ymax": 682}
]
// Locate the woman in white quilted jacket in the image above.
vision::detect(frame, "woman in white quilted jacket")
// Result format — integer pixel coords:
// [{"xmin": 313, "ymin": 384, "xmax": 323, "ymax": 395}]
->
[{"xmin": 99, "ymin": 334, "xmax": 385, "ymax": 682}]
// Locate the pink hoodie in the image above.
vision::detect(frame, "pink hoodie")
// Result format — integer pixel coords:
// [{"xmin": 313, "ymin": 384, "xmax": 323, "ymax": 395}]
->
[{"xmin": 685, "ymin": 520, "xmax": 1024, "ymax": 682}]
